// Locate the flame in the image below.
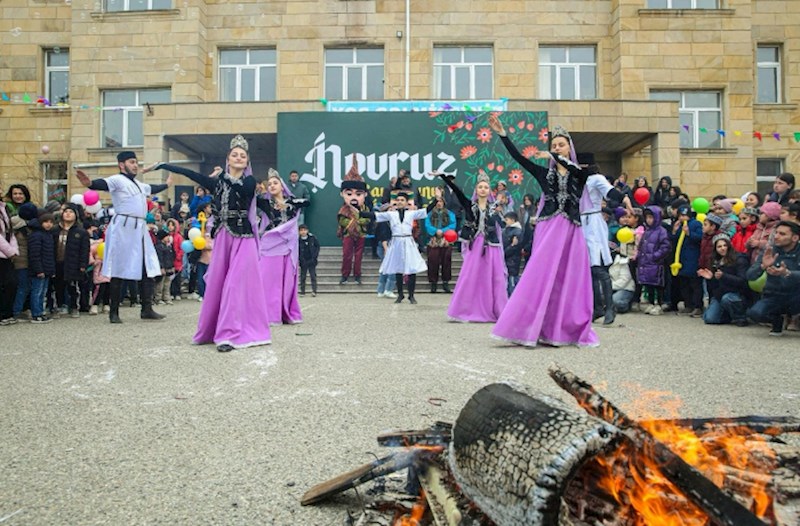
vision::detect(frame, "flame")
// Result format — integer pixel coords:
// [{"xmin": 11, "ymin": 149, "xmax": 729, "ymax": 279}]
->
[
  {"xmin": 394, "ymin": 490, "xmax": 427, "ymax": 526},
  {"xmin": 592, "ymin": 389, "xmax": 775, "ymax": 524}
]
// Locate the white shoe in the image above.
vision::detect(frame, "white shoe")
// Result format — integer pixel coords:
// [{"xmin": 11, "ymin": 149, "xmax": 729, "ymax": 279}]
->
[
  {"xmin": 190, "ymin": 293, "xmax": 199, "ymax": 300},
  {"xmin": 384, "ymin": 291, "xmax": 398, "ymax": 298},
  {"xmin": 648, "ymin": 305, "xmax": 663, "ymax": 316},
  {"xmin": 377, "ymin": 292, "xmax": 384, "ymax": 298},
  {"xmin": 173, "ymin": 296, "xmax": 181, "ymax": 302},
  {"xmin": 197, "ymin": 296, "xmax": 203, "ymax": 302},
  {"xmin": 89, "ymin": 305, "xmax": 98, "ymax": 315},
  {"xmin": 103, "ymin": 305, "xmax": 110, "ymax": 313}
]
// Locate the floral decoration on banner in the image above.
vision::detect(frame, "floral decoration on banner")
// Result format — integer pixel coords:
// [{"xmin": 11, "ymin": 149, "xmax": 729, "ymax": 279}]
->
[{"xmin": 430, "ymin": 110, "xmax": 549, "ymax": 202}]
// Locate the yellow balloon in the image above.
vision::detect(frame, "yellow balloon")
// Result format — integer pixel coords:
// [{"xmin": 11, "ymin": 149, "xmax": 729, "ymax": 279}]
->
[
  {"xmin": 97, "ymin": 242, "xmax": 105, "ymax": 260},
  {"xmin": 696, "ymin": 213, "xmax": 706, "ymax": 223},
  {"xmin": 732, "ymin": 199, "xmax": 745, "ymax": 215},
  {"xmin": 192, "ymin": 236, "xmax": 206, "ymax": 250},
  {"xmin": 616, "ymin": 227, "xmax": 634, "ymax": 244}
]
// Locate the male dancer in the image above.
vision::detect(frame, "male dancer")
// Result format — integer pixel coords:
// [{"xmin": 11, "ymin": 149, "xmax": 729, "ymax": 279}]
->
[
  {"xmin": 76, "ymin": 151, "xmax": 168, "ymax": 323},
  {"xmin": 577, "ymin": 153, "xmax": 633, "ymax": 325}
]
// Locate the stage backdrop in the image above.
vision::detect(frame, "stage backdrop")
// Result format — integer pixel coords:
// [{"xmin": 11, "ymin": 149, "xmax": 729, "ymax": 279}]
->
[{"xmin": 277, "ymin": 110, "xmax": 548, "ymax": 246}]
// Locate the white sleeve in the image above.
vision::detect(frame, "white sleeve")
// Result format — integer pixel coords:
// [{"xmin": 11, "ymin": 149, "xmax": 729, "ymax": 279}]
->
[
  {"xmin": 141, "ymin": 183, "xmax": 152, "ymax": 195},
  {"xmin": 373, "ymin": 211, "xmax": 391, "ymax": 223},
  {"xmin": 105, "ymin": 175, "xmax": 122, "ymax": 192},
  {"xmin": 412, "ymin": 209, "xmax": 428, "ymax": 220},
  {"xmin": 588, "ymin": 175, "xmax": 613, "ymax": 197}
]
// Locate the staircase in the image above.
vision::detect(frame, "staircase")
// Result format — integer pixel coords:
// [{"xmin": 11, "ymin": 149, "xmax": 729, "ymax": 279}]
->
[{"xmin": 310, "ymin": 246, "xmax": 464, "ymax": 294}]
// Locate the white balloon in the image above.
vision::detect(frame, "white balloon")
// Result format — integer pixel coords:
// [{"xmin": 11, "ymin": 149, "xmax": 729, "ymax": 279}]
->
[
  {"xmin": 187, "ymin": 227, "xmax": 201, "ymax": 240},
  {"xmin": 86, "ymin": 202, "xmax": 103, "ymax": 215},
  {"xmin": 70, "ymin": 193, "xmax": 85, "ymax": 206}
]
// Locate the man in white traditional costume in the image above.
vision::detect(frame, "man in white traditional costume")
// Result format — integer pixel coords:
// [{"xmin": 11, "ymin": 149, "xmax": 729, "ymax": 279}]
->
[
  {"xmin": 362, "ymin": 189, "xmax": 438, "ymax": 304},
  {"xmin": 76, "ymin": 151, "xmax": 167, "ymax": 323},
  {"xmin": 578, "ymin": 153, "xmax": 633, "ymax": 325}
]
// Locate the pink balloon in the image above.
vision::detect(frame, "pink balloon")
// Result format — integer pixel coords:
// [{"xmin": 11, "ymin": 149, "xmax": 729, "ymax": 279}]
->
[{"xmin": 83, "ymin": 190, "xmax": 100, "ymax": 206}]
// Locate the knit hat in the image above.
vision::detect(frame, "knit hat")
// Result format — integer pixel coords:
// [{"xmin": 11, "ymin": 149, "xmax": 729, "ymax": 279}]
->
[
  {"xmin": 760, "ymin": 201, "xmax": 781, "ymax": 221},
  {"xmin": 614, "ymin": 207, "xmax": 627, "ymax": 220},
  {"xmin": 742, "ymin": 207, "xmax": 760, "ymax": 218},
  {"xmin": 44, "ymin": 200, "xmax": 61, "ymax": 213},
  {"xmin": 705, "ymin": 213, "xmax": 724, "ymax": 227},
  {"xmin": 63, "ymin": 202, "xmax": 83, "ymax": 218},
  {"xmin": 712, "ymin": 232, "xmax": 731, "ymax": 245},
  {"xmin": 18, "ymin": 202, "xmax": 38, "ymax": 221},
  {"xmin": 717, "ymin": 199, "xmax": 734, "ymax": 213}
]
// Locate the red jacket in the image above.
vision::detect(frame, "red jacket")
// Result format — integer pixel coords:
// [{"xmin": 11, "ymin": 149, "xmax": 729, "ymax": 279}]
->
[{"xmin": 731, "ymin": 222, "xmax": 757, "ymax": 254}]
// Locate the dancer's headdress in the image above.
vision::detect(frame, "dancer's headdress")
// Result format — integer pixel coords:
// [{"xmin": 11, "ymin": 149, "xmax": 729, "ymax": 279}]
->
[
  {"xmin": 230, "ymin": 134, "xmax": 249, "ymax": 152},
  {"xmin": 341, "ymin": 153, "xmax": 367, "ymax": 191},
  {"xmin": 267, "ymin": 167, "xmax": 294, "ymax": 197},
  {"xmin": 546, "ymin": 124, "xmax": 578, "ymax": 167},
  {"xmin": 550, "ymin": 125, "xmax": 571, "ymax": 141}
]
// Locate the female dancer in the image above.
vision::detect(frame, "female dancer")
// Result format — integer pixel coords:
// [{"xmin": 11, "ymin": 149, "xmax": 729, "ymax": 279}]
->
[
  {"xmin": 154, "ymin": 135, "xmax": 271, "ymax": 352},
  {"xmin": 259, "ymin": 169, "xmax": 308, "ymax": 325},
  {"xmin": 489, "ymin": 114, "xmax": 598, "ymax": 347},
  {"xmin": 436, "ymin": 170, "xmax": 508, "ymax": 322}
]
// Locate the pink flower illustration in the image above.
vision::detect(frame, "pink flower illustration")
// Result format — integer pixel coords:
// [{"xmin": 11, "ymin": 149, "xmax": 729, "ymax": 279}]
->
[
  {"xmin": 539, "ymin": 127, "xmax": 549, "ymax": 142},
  {"xmin": 477, "ymin": 128, "xmax": 492, "ymax": 143},
  {"xmin": 460, "ymin": 145, "xmax": 477, "ymax": 159},
  {"xmin": 508, "ymin": 169, "xmax": 524, "ymax": 185},
  {"xmin": 522, "ymin": 145, "xmax": 540, "ymax": 159}
]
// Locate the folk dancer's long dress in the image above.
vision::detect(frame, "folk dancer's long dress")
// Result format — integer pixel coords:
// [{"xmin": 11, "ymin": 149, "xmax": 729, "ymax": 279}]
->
[
  {"xmin": 259, "ymin": 197, "xmax": 308, "ymax": 325},
  {"xmin": 491, "ymin": 137, "xmax": 598, "ymax": 347},
  {"xmin": 438, "ymin": 175, "xmax": 508, "ymax": 323},
  {"xmin": 157, "ymin": 163, "xmax": 272, "ymax": 348}
]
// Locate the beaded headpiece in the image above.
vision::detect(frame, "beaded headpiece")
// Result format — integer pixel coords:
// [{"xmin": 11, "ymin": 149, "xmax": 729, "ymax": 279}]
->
[
  {"xmin": 712, "ymin": 233, "xmax": 731, "ymax": 245},
  {"xmin": 476, "ymin": 170, "xmax": 490, "ymax": 185},
  {"xmin": 229, "ymin": 134, "xmax": 249, "ymax": 152},
  {"xmin": 550, "ymin": 125, "xmax": 571, "ymax": 141}
]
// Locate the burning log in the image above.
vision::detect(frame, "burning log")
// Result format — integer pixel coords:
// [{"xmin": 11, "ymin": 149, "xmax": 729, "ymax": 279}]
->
[
  {"xmin": 447, "ymin": 382, "xmax": 621, "ymax": 525},
  {"xmin": 548, "ymin": 364, "xmax": 768, "ymax": 526}
]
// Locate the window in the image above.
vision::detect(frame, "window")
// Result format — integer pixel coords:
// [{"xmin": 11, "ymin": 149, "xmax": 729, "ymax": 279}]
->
[
  {"xmin": 650, "ymin": 90, "xmax": 722, "ymax": 148},
  {"xmin": 101, "ymin": 88, "xmax": 170, "ymax": 147},
  {"xmin": 646, "ymin": 0, "xmax": 717, "ymax": 7},
  {"xmin": 756, "ymin": 45, "xmax": 781, "ymax": 104},
  {"xmin": 539, "ymin": 46, "xmax": 596, "ymax": 100},
  {"xmin": 324, "ymin": 48, "xmax": 384, "ymax": 101},
  {"xmin": 433, "ymin": 46, "xmax": 493, "ymax": 100},
  {"xmin": 219, "ymin": 49, "xmax": 277, "ymax": 102},
  {"xmin": 42, "ymin": 162, "xmax": 68, "ymax": 204},
  {"xmin": 106, "ymin": 0, "xmax": 170, "ymax": 11},
  {"xmin": 756, "ymin": 158, "xmax": 783, "ymax": 196},
  {"xmin": 45, "ymin": 49, "xmax": 69, "ymax": 105}
]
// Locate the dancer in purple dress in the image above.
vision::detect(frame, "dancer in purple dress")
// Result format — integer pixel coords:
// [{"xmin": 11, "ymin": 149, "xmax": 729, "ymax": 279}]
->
[
  {"xmin": 436, "ymin": 171, "xmax": 508, "ymax": 322},
  {"xmin": 489, "ymin": 115, "xmax": 598, "ymax": 347},
  {"xmin": 259, "ymin": 169, "xmax": 308, "ymax": 325},
  {"xmin": 154, "ymin": 135, "xmax": 272, "ymax": 352}
]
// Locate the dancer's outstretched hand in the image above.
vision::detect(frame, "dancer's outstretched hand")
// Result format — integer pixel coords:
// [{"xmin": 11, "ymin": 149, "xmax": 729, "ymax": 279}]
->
[
  {"xmin": 488, "ymin": 114, "xmax": 506, "ymax": 137},
  {"xmin": 75, "ymin": 170, "xmax": 91, "ymax": 187}
]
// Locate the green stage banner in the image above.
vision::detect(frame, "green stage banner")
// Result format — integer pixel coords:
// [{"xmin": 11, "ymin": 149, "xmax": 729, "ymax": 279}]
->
[{"xmin": 277, "ymin": 110, "xmax": 548, "ymax": 246}]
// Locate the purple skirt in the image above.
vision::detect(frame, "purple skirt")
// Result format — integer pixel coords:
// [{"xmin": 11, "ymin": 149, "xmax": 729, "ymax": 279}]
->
[
  {"xmin": 446, "ymin": 234, "xmax": 508, "ymax": 323},
  {"xmin": 194, "ymin": 230, "xmax": 271, "ymax": 348},
  {"xmin": 261, "ymin": 253, "xmax": 303, "ymax": 326},
  {"xmin": 491, "ymin": 215, "xmax": 598, "ymax": 347}
]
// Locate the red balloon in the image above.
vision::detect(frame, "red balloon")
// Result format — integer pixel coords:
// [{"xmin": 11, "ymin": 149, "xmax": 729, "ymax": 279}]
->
[
  {"xmin": 443, "ymin": 229, "xmax": 458, "ymax": 243},
  {"xmin": 633, "ymin": 187, "xmax": 650, "ymax": 206}
]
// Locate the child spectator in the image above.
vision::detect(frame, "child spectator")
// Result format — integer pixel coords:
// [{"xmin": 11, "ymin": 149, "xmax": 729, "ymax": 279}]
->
[
  {"xmin": 710, "ymin": 199, "xmax": 737, "ymax": 237},
  {"xmin": 54, "ymin": 203, "xmax": 90, "ymax": 318},
  {"xmin": 780, "ymin": 202, "xmax": 800, "ymax": 224},
  {"xmin": 610, "ymin": 240, "xmax": 636, "ymax": 313},
  {"xmin": 636, "ymin": 207, "xmax": 671, "ymax": 315},
  {"xmin": 154, "ymin": 230, "xmax": 176, "ymax": 305},
  {"xmin": 166, "ymin": 218, "xmax": 184, "ymax": 301},
  {"xmin": 668, "ymin": 206, "xmax": 703, "ymax": 316},
  {"xmin": 699, "ymin": 234, "xmax": 750, "ymax": 326},
  {"xmin": 502, "ymin": 211, "xmax": 523, "ymax": 296},
  {"xmin": 10, "ymin": 203, "xmax": 38, "ymax": 321},
  {"xmin": 0, "ymin": 203, "xmax": 19, "ymax": 325},
  {"xmin": 747, "ymin": 201, "xmax": 781, "ymax": 264},
  {"xmin": 699, "ymin": 213, "xmax": 724, "ymax": 271},
  {"xmin": 298, "ymin": 224, "xmax": 320, "ymax": 297},
  {"xmin": 195, "ymin": 227, "xmax": 213, "ymax": 301},
  {"xmin": 731, "ymin": 207, "xmax": 759, "ymax": 255},
  {"xmin": 27, "ymin": 211, "xmax": 56, "ymax": 323},
  {"xmin": 89, "ymin": 239, "xmax": 110, "ymax": 315}
]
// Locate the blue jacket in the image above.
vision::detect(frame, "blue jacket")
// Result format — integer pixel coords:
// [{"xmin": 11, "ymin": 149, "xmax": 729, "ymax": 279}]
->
[
  {"xmin": 189, "ymin": 194, "xmax": 212, "ymax": 217},
  {"xmin": 424, "ymin": 209, "xmax": 456, "ymax": 236},
  {"xmin": 27, "ymin": 218, "xmax": 56, "ymax": 277},
  {"xmin": 670, "ymin": 218, "xmax": 703, "ymax": 277}
]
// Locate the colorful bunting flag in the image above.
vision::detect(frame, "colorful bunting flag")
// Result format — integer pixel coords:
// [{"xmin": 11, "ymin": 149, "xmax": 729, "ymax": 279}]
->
[
  {"xmin": 794, "ymin": 132, "xmax": 800, "ymax": 142},
  {"xmin": 754, "ymin": 131, "xmax": 762, "ymax": 141},
  {"xmin": 773, "ymin": 132, "xmax": 781, "ymax": 141},
  {"xmin": 682, "ymin": 125, "xmax": 690, "ymax": 132},
  {"xmin": 716, "ymin": 130, "xmax": 725, "ymax": 137},
  {"xmin": 22, "ymin": 93, "xmax": 31, "ymax": 104},
  {"xmin": 1, "ymin": 92, "xmax": 8, "ymax": 102}
]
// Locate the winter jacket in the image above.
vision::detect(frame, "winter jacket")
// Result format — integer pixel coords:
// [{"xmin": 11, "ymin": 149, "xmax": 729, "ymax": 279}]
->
[
  {"xmin": 155, "ymin": 241, "xmax": 176, "ymax": 273},
  {"xmin": 636, "ymin": 207, "xmax": 671, "ymax": 286},
  {"xmin": 705, "ymin": 254, "xmax": 750, "ymax": 301},
  {"xmin": 731, "ymin": 222, "xmax": 757, "ymax": 255},
  {"xmin": 610, "ymin": 254, "xmax": 635, "ymax": 292},
  {"xmin": 10, "ymin": 216, "xmax": 29, "ymax": 270},
  {"xmin": 748, "ymin": 220, "xmax": 778, "ymax": 264},
  {"xmin": 167, "ymin": 219, "xmax": 184, "ymax": 272},
  {"xmin": 502, "ymin": 222, "xmax": 523, "ymax": 277},
  {"xmin": 747, "ymin": 242, "xmax": 800, "ymax": 298},
  {"xmin": 27, "ymin": 218, "xmax": 56, "ymax": 277},
  {"xmin": 189, "ymin": 194, "xmax": 212, "ymax": 217},
  {"xmin": 699, "ymin": 232, "xmax": 717, "ymax": 270},
  {"xmin": 299, "ymin": 233, "xmax": 320, "ymax": 268},
  {"xmin": 60, "ymin": 223, "xmax": 90, "ymax": 281},
  {"xmin": 670, "ymin": 218, "xmax": 703, "ymax": 277},
  {"xmin": 0, "ymin": 205, "xmax": 19, "ymax": 260},
  {"xmin": 651, "ymin": 176, "xmax": 672, "ymax": 208}
]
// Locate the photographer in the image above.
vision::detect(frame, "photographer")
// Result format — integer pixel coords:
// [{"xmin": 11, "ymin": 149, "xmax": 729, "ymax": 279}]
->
[{"xmin": 698, "ymin": 234, "xmax": 750, "ymax": 326}]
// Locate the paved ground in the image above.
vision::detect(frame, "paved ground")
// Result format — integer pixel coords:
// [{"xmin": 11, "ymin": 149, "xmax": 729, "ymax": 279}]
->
[{"xmin": 1, "ymin": 294, "xmax": 798, "ymax": 525}]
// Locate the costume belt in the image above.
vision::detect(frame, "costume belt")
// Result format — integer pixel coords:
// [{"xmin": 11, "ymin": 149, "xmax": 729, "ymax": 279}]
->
[
  {"xmin": 580, "ymin": 210, "xmax": 602, "ymax": 216},
  {"xmin": 394, "ymin": 235, "xmax": 412, "ymax": 238},
  {"xmin": 115, "ymin": 213, "xmax": 145, "ymax": 228},
  {"xmin": 219, "ymin": 210, "xmax": 249, "ymax": 219}
]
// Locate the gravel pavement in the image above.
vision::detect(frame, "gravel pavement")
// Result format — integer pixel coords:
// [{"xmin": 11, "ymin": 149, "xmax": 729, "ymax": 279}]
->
[{"xmin": 1, "ymin": 294, "xmax": 798, "ymax": 525}]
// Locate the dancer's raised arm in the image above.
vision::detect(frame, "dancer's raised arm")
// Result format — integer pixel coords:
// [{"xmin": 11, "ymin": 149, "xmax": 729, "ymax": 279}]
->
[
  {"xmin": 153, "ymin": 163, "xmax": 218, "ymax": 192},
  {"xmin": 434, "ymin": 172, "xmax": 475, "ymax": 223},
  {"xmin": 488, "ymin": 114, "xmax": 550, "ymax": 188}
]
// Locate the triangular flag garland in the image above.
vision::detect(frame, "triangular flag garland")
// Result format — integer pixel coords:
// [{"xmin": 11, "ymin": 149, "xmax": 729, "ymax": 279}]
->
[{"xmin": 0, "ymin": 93, "xmax": 799, "ymax": 144}]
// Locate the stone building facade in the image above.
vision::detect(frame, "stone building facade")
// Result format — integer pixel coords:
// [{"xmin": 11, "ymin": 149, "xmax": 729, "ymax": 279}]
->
[{"xmin": 1, "ymin": 0, "xmax": 798, "ymax": 204}]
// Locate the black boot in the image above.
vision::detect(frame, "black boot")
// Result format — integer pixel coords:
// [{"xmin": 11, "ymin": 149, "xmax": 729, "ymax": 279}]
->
[
  {"xmin": 109, "ymin": 278, "xmax": 123, "ymax": 324},
  {"xmin": 590, "ymin": 267, "xmax": 604, "ymax": 321},
  {"xmin": 442, "ymin": 282, "xmax": 451, "ymax": 293},
  {"xmin": 394, "ymin": 274, "xmax": 404, "ymax": 303},
  {"xmin": 599, "ymin": 266, "xmax": 616, "ymax": 325},
  {"xmin": 140, "ymin": 278, "xmax": 165, "ymax": 320},
  {"xmin": 217, "ymin": 344, "xmax": 234, "ymax": 352},
  {"xmin": 430, "ymin": 282, "xmax": 437, "ymax": 293},
  {"xmin": 408, "ymin": 275, "xmax": 417, "ymax": 304}
]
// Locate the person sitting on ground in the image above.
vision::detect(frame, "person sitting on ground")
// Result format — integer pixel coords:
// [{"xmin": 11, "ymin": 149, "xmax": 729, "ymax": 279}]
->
[
  {"xmin": 746, "ymin": 221, "xmax": 800, "ymax": 336},
  {"xmin": 699, "ymin": 234, "xmax": 750, "ymax": 326}
]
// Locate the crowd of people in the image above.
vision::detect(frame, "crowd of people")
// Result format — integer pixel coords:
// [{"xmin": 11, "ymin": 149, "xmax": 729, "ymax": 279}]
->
[{"xmin": 2, "ymin": 132, "xmax": 799, "ymax": 348}]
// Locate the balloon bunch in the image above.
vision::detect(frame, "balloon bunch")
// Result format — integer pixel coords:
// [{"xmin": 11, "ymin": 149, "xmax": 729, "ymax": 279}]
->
[{"xmin": 70, "ymin": 190, "xmax": 104, "ymax": 215}]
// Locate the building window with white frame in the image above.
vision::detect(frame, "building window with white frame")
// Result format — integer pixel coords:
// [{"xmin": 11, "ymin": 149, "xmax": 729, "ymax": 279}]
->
[
  {"xmin": 42, "ymin": 161, "xmax": 69, "ymax": 204},
  {"xmin": 756, "ymin": 158, "xmax": 784, "ymax": 197},
  {"xmin": 106, "ymin": 0, "xmax": 170, "ymax": 11},
  {"xmin": 756, "ymin": 45, "xmax": 781, "ymax": 104},
  {"xmin": 650, "ymin": 90, "xmax": 723, "ymax": 149},
  {"xmin": 433, "ymin": 46, "xmax": 493, "ymax": 100},
  {"xmin": 45, "ymin": 49, "xmax": 69, "ymax": 105},
  {"xmin": 101, "ymin": 88, "xmax": 170, "ymax": 148},
  {"xmin": 324, "ymin": 48, "xmax": 384, "ymax": 101},
  {"xmin": 219, "ymin": 49, "xmax": 277, "ymax": 102},
  {"xmin": 538, "ymin": 46, "xmax": 596, "ymax": 100},
  {"xmin": 646, "ymin": 0, "xmax": 718, "ymax": 7}
]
